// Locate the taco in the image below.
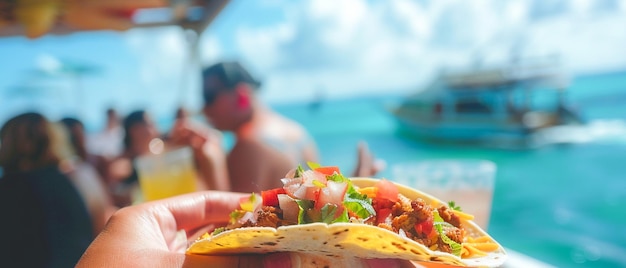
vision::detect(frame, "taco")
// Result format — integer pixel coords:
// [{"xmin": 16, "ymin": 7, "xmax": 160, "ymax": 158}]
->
[{"xmin": 187, "ymin": 163, "xmax": 507, "ymax": 267}]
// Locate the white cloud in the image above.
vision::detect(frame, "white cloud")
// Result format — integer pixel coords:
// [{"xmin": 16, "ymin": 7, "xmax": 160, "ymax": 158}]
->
[
  {"xmin": 525, "ymin": 13, "xmax": 626, "ymax": 73},
  {"xmin": 124, "ymin": 27, "xmax": 187, "ymax": 85},
  {"xmin": 235, "ymin": 23, "xmax": 295, "ymax": 72},
  {"xmin": 225, "ymin": 0, "xmax": 626, "ymax": 103},
  {"xmin": 307, "ymin": 0, "xmax": 368, "ymax": 49}
]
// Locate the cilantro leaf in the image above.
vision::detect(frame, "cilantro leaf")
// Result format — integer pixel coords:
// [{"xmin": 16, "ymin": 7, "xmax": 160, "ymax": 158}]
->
[
  {"xmin": 326, "ymin": 172, "xmax": 348, "ymax": 183},
  {"xmin": 433, "ymin": 211, "xmax": 462, "ymax": 256},
  {"xmin": 334, "ymin": 208, "xmax": 349, "ymax": 223},
  {"xmin": 343, "ymin": 192, "xmax": 375, "ymax": 218},
  {"xmin": 448, "ymin": 201, "xmax": 462, "ymax": 211},
  {"xmin": 229, "ymin": 209, "xmax": 245, "ymax": 225},
  {"xmin": 211, "ymin": 227, "xmax": 227, "ymax": 236},
  {"xmin": 320, "ymin": 204, "xmax": 349, "ymax": 223},
  {"xmin": 294, "ymin": 165, "xmax": 305, "ymax": 178},
  {"xmin": 320, "ymin": 204, "xmax": 338, "ymax": 223},
  {"xmin": 295, "ymin": 199, "xmax": 314, "ymax": 224}
]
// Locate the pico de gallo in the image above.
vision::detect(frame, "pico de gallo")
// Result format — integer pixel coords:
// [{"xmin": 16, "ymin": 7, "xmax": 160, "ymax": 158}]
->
[{"xmin": 214, "ymin": 163, "xmax": 466, "ymax": 257}]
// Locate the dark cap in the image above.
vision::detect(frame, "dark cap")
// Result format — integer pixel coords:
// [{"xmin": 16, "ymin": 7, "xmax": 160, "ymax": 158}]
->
[
  {"xmin": 201, "ymin": 61, "xmax": 261, "ymax": 105},
  {"xmin": 202, "ymin": 61, "xmax": 261, "ymax": 91}
]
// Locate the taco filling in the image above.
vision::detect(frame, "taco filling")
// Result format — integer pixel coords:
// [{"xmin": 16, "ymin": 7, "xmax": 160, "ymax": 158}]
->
[{"xmin": 188, "ymin": 163, "xmax": 505, "ymax": 267}]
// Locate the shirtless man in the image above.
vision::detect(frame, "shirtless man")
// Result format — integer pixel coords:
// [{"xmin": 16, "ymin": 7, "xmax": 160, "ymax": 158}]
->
[
  {"xmin": 183, "ymin": 61, "xmax": 381, "ymax": 193},
  {"xmin": 196, "ymin": 61, "xmax": 316, "ymax": 192}
]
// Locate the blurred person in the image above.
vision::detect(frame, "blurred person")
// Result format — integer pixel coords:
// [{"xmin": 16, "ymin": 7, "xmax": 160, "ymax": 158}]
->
[
  {"xmin": 176, "ymin": 61, "xmax": 381, "ymax": 193},
  {"xmin": 108, "ymin": 110, "xmax": 229, "ymax": 207},
  {"xmin": 60, "ymin": 117, "xmax": 108, "ymax": 176},
  {"xmin": 60, "ymin": 117, "xmax": 118, "ymax": 235},
  {"xmin": 0, "ymin": 112, "xmax": 93, "ymax": 268},
  {"xmin": 87, "ymin": 107, "xmax": 123, "ymax": 158},
  {"xmin": 76, "ymin": 191, "xmax": 416, "ymax": 268}
]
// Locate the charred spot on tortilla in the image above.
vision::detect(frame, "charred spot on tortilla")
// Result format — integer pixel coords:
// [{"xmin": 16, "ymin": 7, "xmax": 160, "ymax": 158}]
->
[
  {"xmin": 411, "ymin": 249, "xmax": 423, "ymax": 255},
  {"xmin": 392, "ymin": 242, "xmax": 407, "ymax": 251}
]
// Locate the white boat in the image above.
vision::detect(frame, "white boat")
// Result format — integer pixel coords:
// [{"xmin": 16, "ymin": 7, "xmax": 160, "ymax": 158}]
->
[{"xmin": 391, "ymin": 60, "xmax": 583, "ymax": 146}]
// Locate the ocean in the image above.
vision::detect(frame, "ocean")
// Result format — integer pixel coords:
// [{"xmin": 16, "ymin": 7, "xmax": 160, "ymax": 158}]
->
[{"xmin": 272, "ymin": 71, "xmax": 626, "ymax": 267}]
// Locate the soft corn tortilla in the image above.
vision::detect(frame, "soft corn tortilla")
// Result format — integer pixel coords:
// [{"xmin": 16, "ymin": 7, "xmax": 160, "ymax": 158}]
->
[{"xmin": 187, "ymin": 178, "xmax": 507, "ymax": 267}]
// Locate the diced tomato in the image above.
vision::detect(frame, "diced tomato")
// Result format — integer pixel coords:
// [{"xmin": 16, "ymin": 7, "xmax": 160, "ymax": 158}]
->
[
  {"xmin": 414, "ymin": 216, "xmax": 434, "ymax": 236},
  {"xmin": 261, "ymin": 188, "xmax": 286, "ymax": 206},
  {"xmin": 376, "ymin": 208, "xmax": 392, "ymax": 225},
  {"xmin": 314, "ymin": 166, "xmax": 341, "ymax": 176},
  {"xmin": 373, "ymin": 198, "xmax": 395, "ymax": 213},
  {"xmin": 375, "ymin": 179, "xmax": 399, "ymax": 202}
]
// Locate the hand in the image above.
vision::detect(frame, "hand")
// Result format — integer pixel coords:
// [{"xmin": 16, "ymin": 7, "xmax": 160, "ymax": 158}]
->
[
  {"xmin": 168, "ymin": 121, "xmax": 230, "ymax": 191},
  {"xmin": 169, "ymin": 120, "xmax": 215, "ymax": 151},
  {"xmin": 76, "ymin": 191, "xmax": 419, "ymax": 268},
  {"xmin": 353, "ymin": 141, "xmax": 386, "ymax": 177}
]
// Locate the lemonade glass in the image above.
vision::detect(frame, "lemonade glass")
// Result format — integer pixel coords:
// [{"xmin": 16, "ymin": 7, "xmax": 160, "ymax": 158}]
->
[{"xmin": 135, "ymin": 146, "xmax": 198, "ymax": 202}]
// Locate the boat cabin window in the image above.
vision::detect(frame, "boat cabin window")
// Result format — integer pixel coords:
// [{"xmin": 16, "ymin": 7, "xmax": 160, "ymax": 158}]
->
[{"xmin": 455, "ymin": 99, "xmax": 491, "ymax": 114}]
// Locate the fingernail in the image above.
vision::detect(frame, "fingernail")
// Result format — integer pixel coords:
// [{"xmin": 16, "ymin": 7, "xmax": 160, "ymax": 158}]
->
[{"xmin": 264, "ymin": 252, "xmax": 292, "ymax": 268}]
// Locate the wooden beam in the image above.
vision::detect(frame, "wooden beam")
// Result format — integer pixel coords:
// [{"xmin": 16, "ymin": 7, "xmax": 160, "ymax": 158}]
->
[{"xmin": 0, "ymin": 0, "xmax": 230, "ymax": 38}]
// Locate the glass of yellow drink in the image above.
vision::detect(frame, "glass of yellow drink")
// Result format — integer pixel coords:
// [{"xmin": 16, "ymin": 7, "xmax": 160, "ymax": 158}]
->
[
  {"xmin": 135, "ymin": 146, "xmax": 198, "ymax": 202},
  {"xmin": 391, "ymin": 159, "xmax": 496, "ymax": 230}
]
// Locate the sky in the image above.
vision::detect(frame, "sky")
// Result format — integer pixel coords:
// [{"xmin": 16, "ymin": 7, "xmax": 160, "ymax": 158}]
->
[{"xmin": 1, "ymin": 0, "xmax": 626, "ymax": 128}]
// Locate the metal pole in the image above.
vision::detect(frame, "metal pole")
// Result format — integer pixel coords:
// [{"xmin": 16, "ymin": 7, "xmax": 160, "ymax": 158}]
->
[{"xmin": 178, "ymin": 29, "xmax": 200, "ymax": 107}]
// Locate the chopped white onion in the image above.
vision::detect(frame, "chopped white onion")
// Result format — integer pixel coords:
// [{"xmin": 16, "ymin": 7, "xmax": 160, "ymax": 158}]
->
[
  {"xmin": 398, "ymin": 228, "xmax": 407, "ymax": 238},
  {"xmin": 278, "ymin": 194, "xmax": 299, "ymax": 223}
]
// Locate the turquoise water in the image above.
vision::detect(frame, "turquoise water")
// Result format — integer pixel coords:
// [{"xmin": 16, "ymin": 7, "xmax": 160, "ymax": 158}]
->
[{"xmin": 273, "ymin": 71, "xmax": 626, "ymax": 267}]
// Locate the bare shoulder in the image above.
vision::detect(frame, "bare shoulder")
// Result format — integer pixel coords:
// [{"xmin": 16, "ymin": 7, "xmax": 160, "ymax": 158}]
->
[
  {"xmin": 228, "ymin": 137, "xmax": 284, "ymax": 171},
  {"xmin": 228, "ymin": 136, "xmax": 294, "ymax": 192},
  {"xmin": 264, "ymin": 113, "xmax": 313, "ymax": 141}
]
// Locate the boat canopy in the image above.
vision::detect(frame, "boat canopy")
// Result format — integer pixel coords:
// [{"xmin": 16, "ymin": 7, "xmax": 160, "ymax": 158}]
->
[
  {"xmin": 0, "ymin": 0, "xmax": 230, "ymax": 38},
  {"xmin": 441, "ymin": 62, "xmax": 570, "ymax": 91}
]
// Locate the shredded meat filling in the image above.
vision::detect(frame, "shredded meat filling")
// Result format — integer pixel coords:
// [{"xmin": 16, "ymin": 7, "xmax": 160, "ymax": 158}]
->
[
  {"xmin": 437, "ymin": 206, "xmax": 462, "ymax": 228},
  {"xmin": 384, "ymin": 198, "xmax": 465, "ymax": 254},
  {"xmin": 244, "ymin": 206, "xmax": 283, "ymax": 228}
]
